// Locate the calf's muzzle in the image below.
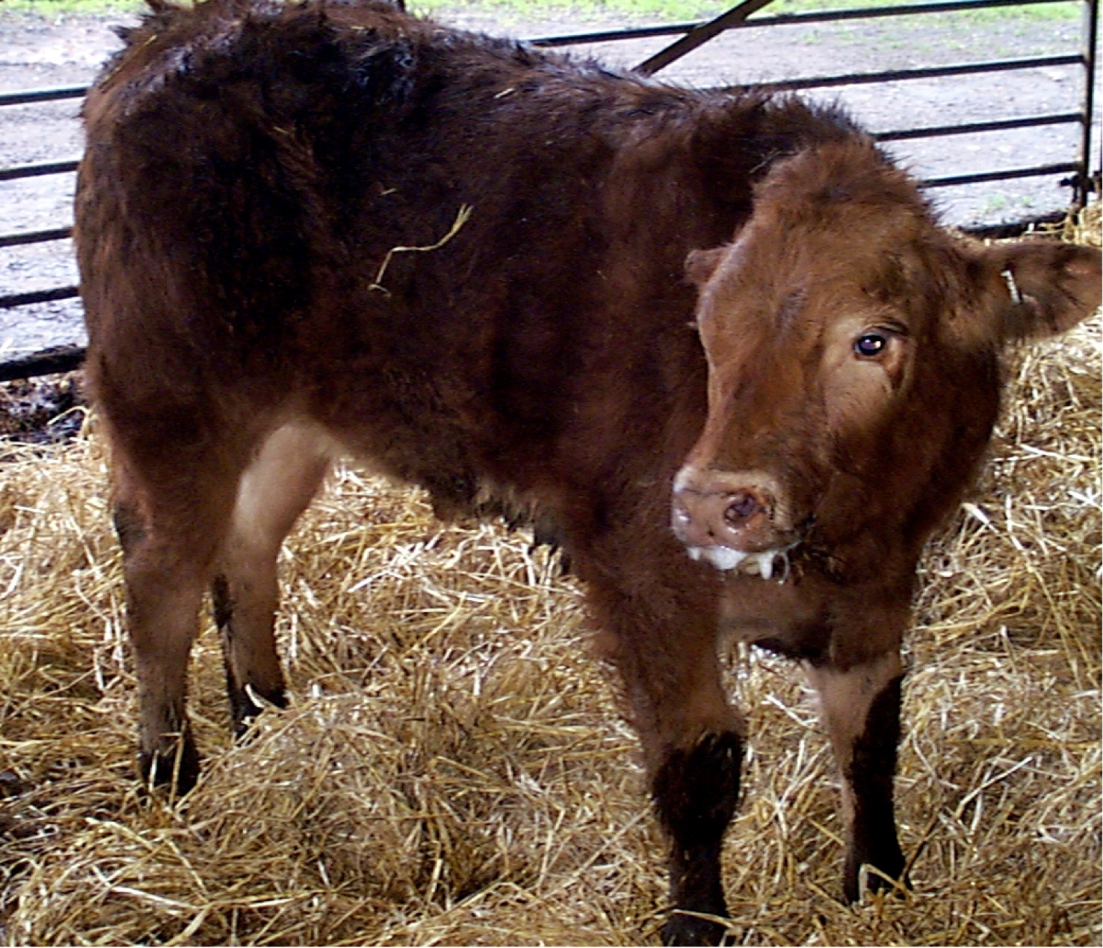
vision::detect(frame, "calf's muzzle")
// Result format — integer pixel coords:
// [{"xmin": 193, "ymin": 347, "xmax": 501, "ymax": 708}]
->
[
  {"xmin": 672, "ymin": 483, "xmax": 775, "ymax": 549},
  {"xmin": 671, "ymin": 467, "xmax": 799, "ymax": 577}
]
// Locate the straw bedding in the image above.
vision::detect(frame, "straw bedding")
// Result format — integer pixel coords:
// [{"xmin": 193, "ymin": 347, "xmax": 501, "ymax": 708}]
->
[{"xmin": 0, "ymin": 211, "xmax": 1099, "ymax": 946}]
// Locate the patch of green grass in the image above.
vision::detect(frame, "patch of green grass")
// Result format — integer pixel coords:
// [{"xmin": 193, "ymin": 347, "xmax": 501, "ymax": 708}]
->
[
  {"xmin": 2, "ymin": 0, "xmax": 143, "ymax": 15},
  {"xmin": 410, "ymin": 0, "xmax": 732, "ymax": 20},
  {"xmin": 979, "ymin": 190, "xmax": 1042, "ymax": 217},
  {"xmin": 414, "ymin": 0, "xmax": 1081, "ymax": 25},
  {"xmin": 1, "ymin": 0, "xmax": 1079, "ymax": 27}
]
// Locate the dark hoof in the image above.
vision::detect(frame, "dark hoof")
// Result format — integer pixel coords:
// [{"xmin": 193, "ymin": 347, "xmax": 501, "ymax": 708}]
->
[
  {"xmin": 138, "ymin": 739, "xmax": 200, "ymax": 796},
  {"xmin": 228, "ymin": 684, "xmax": 287, "ymax": 740},
  {"xmin": 842, "ymin": 843, "xmax": 904, "ymax": 904},
  {"xmin": 843, "ymin": 857, "xmax": 910, "ymax": 903},
  {"xmin": 662, "ymin": 911, "xmax": 731, "ymax": 946}
]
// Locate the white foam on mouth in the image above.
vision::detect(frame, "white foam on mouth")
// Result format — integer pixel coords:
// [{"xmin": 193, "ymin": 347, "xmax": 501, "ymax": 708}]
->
[{"xmin": 687, "ymin": 544, "xmax": 795, "ymax": 581}]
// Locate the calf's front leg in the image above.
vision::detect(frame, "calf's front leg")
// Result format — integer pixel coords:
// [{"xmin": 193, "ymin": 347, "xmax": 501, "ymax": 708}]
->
[
  {"xmin": 588, "ymin": 578, "xmax": 740, "ymax": 946},
  {"xmin": 806, "ymin": 650, "xmax": 907, "ymax": 902},
  {"xmin": 652, "ymin": 729, "xmax": 742, "ymax": 945}
]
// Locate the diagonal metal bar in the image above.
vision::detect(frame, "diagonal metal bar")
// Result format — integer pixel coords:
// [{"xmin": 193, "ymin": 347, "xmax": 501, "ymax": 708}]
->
[{"xmin": 635, "ymin": 0, "xmax": 779, "ymax": 76}]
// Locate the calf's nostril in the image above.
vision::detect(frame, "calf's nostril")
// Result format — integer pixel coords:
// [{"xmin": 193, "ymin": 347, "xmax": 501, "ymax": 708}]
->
[
  {"xmin": 724, "ymin": 489, "xmax": 763, "ymax": 526},
  {"xmin": 725, "ymin": 491, "xmax": 757, "ymax": 524}
]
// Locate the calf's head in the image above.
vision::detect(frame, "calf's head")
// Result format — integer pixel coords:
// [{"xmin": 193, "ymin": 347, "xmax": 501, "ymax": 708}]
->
[{"xmin": 673, "ymin": 140, "xmax": 1101, "ymax": 582}]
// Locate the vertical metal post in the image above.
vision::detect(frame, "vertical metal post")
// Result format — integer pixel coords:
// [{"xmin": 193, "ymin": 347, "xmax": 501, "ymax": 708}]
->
[{"xmin": 1077, "ymin": 0, "xmax": 1099, "ymax": 206}]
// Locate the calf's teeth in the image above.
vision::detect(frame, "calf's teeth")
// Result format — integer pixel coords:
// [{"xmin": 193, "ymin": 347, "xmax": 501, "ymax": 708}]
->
[{"xmin": 686, "ymin": 545, "xmax": 793, "ymax": 583}]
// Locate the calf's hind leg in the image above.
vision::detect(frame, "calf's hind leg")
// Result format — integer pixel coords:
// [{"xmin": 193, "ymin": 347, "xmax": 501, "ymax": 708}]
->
[
  {"xmin": 111, "ymin": 453, "xmax": 242, "ymax": 794},
  {"xmin": 212, "ymin": 422, "xmax": 332, "ymax": 735}
]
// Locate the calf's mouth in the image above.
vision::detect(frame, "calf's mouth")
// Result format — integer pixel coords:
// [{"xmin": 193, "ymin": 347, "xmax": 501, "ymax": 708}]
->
[{"xmin": 685, "ymin": 541, "xmax": 799, "ymax": 581}]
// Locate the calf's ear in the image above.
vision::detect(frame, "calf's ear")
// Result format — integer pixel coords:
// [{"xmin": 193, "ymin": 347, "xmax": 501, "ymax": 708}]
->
[{"xmin": 979, "ymin": 240, "xmax": 1101, "ymax": 345}]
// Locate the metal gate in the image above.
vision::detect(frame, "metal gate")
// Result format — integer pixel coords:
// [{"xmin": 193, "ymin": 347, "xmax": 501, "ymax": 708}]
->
[{"xmin": 0, "ymin": 0, "xmax": 1098, "ymax": 380}]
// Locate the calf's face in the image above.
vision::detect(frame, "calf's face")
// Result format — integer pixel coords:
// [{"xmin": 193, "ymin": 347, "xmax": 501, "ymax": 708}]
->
[{"xmin": 672, "ymin": 144, "xmax": 1101, "ymax": 583}]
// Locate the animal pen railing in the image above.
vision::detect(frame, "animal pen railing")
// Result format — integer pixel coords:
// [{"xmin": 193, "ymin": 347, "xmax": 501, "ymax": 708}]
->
[{"xmin": 0, "ymin": 0, "xmax": 1099, "ymax": 382}]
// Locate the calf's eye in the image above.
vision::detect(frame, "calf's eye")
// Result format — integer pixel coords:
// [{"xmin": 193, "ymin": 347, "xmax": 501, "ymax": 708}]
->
[{"xmin": 854, "ymin": 332, "xmax": 888, "ymax": 358}]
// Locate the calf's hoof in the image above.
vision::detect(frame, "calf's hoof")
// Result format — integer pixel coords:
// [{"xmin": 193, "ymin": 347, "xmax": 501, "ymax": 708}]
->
[
  {"xmin": 138, "ymin": 738, "xmax": 200, "ymax": 796},
  {"xmin": 662, "ymin": 910, "xmax": 731, "ymax": 946},
  {"xmin": 228, "ymin": 683, "xmax": 287, "ymax": 740},
  {"xmin": 843, "ymin": 849, "xmax": 909, "ymax": 904}
]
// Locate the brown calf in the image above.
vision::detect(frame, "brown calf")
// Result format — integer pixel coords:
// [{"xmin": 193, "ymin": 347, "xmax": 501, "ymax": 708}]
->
[{"xmin": 75, "ymin": 1, "xmax": 1101, "ymax": 943}]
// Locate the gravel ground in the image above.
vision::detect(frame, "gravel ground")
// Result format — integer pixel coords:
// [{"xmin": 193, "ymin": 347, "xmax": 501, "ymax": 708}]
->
[{"xmin": 0, "ymin": 1, "xmax": 1098, "ymax": 357}]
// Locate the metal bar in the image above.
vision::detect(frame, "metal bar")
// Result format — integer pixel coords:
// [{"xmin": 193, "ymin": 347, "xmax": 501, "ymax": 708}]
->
[
  {"xmin": 0, "ymin": 160, "xmax": 80, "ymax": 182},
  {"xmin": 532, "ymin": 0, "xmax": 1074, "ymax": 47},
  {"xmin": 1076, "ymin": 0, "xmax": 1099, "ymax": 202},
  {"xmin": 744, "ymin": 53, "xmax": 1082, "ymax": 91},
  {"xmin": 0, "ymin": 86, "xmax": 86, "ymax": 107},
  {"xmin": 733, "ymin": 0, "xmax": 1076, "ymax": 26},
  {"xmin": 636, "ymin": 0, "xmax": 779, "ymax": 75},
  {"xmin": 0, "ymin": 344, "xmax": 84, "ymax": 381},
  {"xmin": 0, "ymin": 286, "xmax": 81, "ymax": 310},
  {"xmin": 0, "ymin": 344, "xmax": 86, "ymax": 382},
  {"xmin": 533, "ymin": 23, "xmax": 696, "ymax": 47},
  {"xmin": 920, "ymin": 161, "xmax": 1080, "ymax": 187},
  {"xmin": 874, "ymin": 112, "xmax": 1082, "ymax": 141},
  {"xmin": 963, "ymin": 209, "xmax": 1068, "ymax": 237},
  {"xmin": 0, "ymin": 227, "xmax": 73, "ymax": 249}
]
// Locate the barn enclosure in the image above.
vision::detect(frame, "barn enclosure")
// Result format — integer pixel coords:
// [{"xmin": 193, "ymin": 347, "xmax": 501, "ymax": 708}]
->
[{"xmin": 0, "ymin": 2, "xmax": 1100, "ymax": 946}]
